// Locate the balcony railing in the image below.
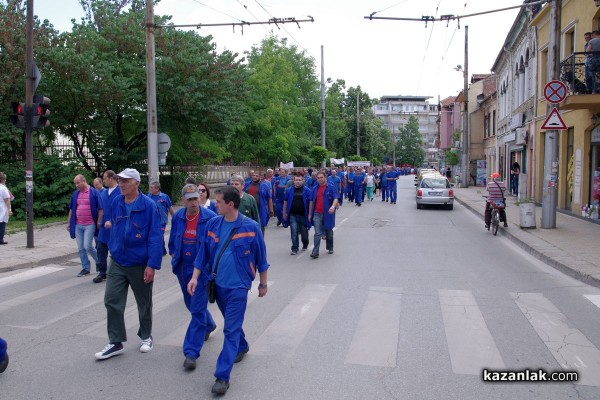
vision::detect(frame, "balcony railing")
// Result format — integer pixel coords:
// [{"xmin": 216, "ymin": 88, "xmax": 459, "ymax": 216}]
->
[{"xmin": 559, "ymin": 52, "xmax": 600, "ymax": 95}]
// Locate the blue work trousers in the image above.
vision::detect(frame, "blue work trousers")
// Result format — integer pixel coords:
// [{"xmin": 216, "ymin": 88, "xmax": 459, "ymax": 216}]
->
[
  {"xmin": 214, "ymin": 286, "xmax": 249, "ymax": 382},
  {"xmin": 347, "ymin": 186, "xmax": 354, "ymax": 202},
  {"xmin": 76, "ymin": 224, "xmax": 98, "ymax": 272},
  {"xmin": 354, "ymin": 185, "xmax": 364, "ymax": 205},
  {"xmin": 176, "ymin": 265, "xmax": 217, "ymax": 358},
  {"xmin": 275, "ymin": 200, "xmax": 285, "ymax": 224},
  {"xmin": 96, "ymin": 241, "xmax": 108, "ymax": 275},
  {"xmin": 0, "ymin": 337, "xmax": 6, "ymax": 362},
  {"xmin": 388, "ymin": 185, "xmax": 397, "ymax": 203},
  {"xmin": 289, "ymin": 213, "xmax": 309, "ymax": 251},
  {"xmin": 381, "ymin": 185, "xmax": 388, "ymax": 201}
]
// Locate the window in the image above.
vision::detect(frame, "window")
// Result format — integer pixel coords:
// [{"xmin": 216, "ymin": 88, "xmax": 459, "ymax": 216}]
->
[{"xmin": 540, "ymin": 47, "xmax": 548, "ymax": 94}]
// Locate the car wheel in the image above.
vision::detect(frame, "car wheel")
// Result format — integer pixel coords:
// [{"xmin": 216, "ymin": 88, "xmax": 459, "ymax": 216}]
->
[{"xmin": 446, "ymin": 204, "xmax": 453, "ymax": 210}]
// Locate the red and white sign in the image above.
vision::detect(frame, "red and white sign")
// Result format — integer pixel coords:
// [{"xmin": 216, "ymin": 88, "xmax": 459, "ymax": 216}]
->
[
  {"xmin": 544, "ymin": 80, "xmax": 567, "ymax": 104},
  {"xmin": 541, "ymin": 108, "xmax": 567, "ymax": 130}
]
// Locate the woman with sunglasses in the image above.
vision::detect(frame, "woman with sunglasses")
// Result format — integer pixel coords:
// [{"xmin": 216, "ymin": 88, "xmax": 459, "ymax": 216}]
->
[{"xmin": 198, "ymin": 183, "xmax": 217, "ymax": 214}]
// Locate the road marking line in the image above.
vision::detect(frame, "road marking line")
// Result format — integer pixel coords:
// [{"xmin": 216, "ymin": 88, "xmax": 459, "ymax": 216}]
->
[
  {"xmin": 439, "ymin": 289, "xmax": 505, "ymax": 375},
  {"xmin": 0, "ymin": 276, "xmax": 86, "ymax": 313},
  {"xmin": 584, "ymin": 294, "xmax": 600, "ymax": 310},
  {"xmin": 0, "ymin": 266, "xmax": 64, "ymax": 289},
  {"xmin": 251, "ymin": 283, "xmax": 336, "ymax": 357},
  {"xmin": 513, "ymin": 292, "xmax": 600, "ymax": 386},
  {"xmin": 345, "ymin": 286, "xmax": 402, "ymax": 367}
]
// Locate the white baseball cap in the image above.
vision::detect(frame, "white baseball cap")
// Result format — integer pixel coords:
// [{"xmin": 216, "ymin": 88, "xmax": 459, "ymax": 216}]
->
[{"xmin": 117, "ymin": 168, "xmax": 141, "ymax": 182}]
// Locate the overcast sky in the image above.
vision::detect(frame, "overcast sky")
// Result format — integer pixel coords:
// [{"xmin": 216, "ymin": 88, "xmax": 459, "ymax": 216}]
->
[{"xmin": 36, "ymin": 0, "xmax": 523, "ymax": 102}]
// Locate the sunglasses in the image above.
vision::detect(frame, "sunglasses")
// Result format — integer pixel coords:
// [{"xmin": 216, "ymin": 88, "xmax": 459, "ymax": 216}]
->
[{"xmin": 199, "ymin": 189, "xmax": 207, "ymax": 193}]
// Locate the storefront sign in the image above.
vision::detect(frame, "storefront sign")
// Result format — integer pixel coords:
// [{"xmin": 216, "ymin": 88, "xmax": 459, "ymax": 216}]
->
[
  {"xmin": 508, "ymin": 113, "xmax": 523, "ymax": 130},
  {"xmin": 503, "ymin": 132, "xmax": 516, "ymax": 143},
  {"xmin": 515, "ymin": 127, "xmax": 527, "ymax": 145}
]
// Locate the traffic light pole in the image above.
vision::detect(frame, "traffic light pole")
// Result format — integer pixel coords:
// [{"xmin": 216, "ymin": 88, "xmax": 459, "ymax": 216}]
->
[{"xmin": 25, "ymin": 0, "xmax": 34, "ymax": 248}]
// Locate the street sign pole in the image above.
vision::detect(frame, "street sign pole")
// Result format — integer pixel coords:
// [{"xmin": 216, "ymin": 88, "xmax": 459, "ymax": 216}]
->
[
  {"xmin": 25, "ymin": 0, "xmax": 35, "ymax": 248},
  {"xmin": 541, "ymin": 0, "xmax": 561, "ymax": 229}
]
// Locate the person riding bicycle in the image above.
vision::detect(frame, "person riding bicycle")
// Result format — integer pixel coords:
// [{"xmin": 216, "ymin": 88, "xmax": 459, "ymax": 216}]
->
[{"xmin": 485, "ymin": 172, "xmax": 508, "ymax": 229}]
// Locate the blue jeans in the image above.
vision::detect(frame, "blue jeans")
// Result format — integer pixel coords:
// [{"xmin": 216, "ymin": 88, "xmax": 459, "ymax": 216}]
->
[
  {"xmin": 512, "ymin": 175, "xmax": 519, "ymax": 196},
  {"xmin": 75, "ymin": 224, "xmax": 98, "ymax": 272},
  {"xmin": 289, "ymin": 214, "xmax": 309, "ymax": 251},
  {"xmin": 312, "ymin": 212, "xmax": 333, "ymax": 255},
  {"xmin": 214, "ymin": 286, "xmax": 249, "ymax": 381}
]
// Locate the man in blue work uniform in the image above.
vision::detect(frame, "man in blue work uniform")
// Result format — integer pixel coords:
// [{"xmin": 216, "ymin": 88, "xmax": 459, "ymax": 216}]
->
[
  {"xmin": 148, "ymin": 181, "xmax": 174, "ymax": 255},
  {"xmin": 273, "ymin": 168, "xmax": 290, "ymax": 227},
  {"xmin": 353, "ymin": 168, "xmax": 366, "ymax": 207},
  {"xmin": 386, "ymin": 166, "xmax": 399, "ymax": 204},
  {"xmin": 94, "ymin": 170, "xmax": 121, "ymax": 283},
  {"xmin": 381, "ymin": 167, "xmax": 388, "ymax": 202},
  {"xmin": 308, "ymin": 171, "xmax": 340, "ymax": 258},
  {"xmin": 347, "ymin": 167, "xmax": 355, "ymax": 203},
  {"xmin": 327, "ymin": 168, "xmax": 343, "ymax": 207},
  {"xmin": 283, "ymin": 174, "xmax": 312, "ymax": 254},
  {"xmin": 244, "ymin": 170, "xmax": 274, "ymax": 234},
  {"xmin": 94, "ymin": 168, "xmax": 163, "ymax": 360},
  {"xmin": 188, "ymin": 185, "xmax": 269, "ymax": 395},
  {"xmin": 169, "ymin": 184, "xmax": 218, "ymax": 370}
]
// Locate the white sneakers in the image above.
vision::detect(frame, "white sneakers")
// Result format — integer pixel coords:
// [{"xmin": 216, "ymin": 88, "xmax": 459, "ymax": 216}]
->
[{"xmin": 139, "ymin": 337, "xmax": 153, "ymax": 353}]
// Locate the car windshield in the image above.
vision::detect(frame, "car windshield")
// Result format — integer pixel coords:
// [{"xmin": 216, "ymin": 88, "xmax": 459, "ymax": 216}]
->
[{"xmin": 421, "ymin": 178, "xmax": 449, "ymax": 189}]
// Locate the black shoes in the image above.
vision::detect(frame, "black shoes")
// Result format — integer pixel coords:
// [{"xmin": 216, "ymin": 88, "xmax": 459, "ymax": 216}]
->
[
  {"xmin": 205, "ymin": 325, "xmax": 216, "ymax": 341},
  {"xmin": 504, "ymin": 222, "xmax": 508, "ymax": 227},
  {"xmin": 301, "ymin": 244, "xmax": 308, "ymax": 250},
  {"xmin": 328, "ymin": 250, "xmax": 334, "ymax": 254},
  {"xmin": 310, "ymin": 253, "xmax": 319, "ymax": 259},
  {"xmin": 77, "ymin": 269, "xmax": 90, "ymax": 277},
  {"xmin": 234, "ymin": 347, "xmax": 249, "ymax": 363},
  {"xmin": 92, "ymin": 274, "xmax": 106, "ymax": 283},
  {"xmin": 0, "ymin": 354, "xmax": 8, "ymax": 373},
  {"xmin": 0, "ymin": 241, "xmax": 7, "ymax": 245},
  {"xmin": 290, "ymin": 250, "xmax": 297, "ymax": 255},
  {"xmin": 183, "ymin": 356, "xmax": 197, "ymax": 370},
  {"xmin": 95, "ymin": 343, "xmax": 124, "ymax": 360},
  {"xmin": 212, "ymin": 379, "xmax": 230, "ymax": 395}
]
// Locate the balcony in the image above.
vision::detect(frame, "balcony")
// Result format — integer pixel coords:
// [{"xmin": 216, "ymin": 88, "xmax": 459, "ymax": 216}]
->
[{"xmin": 559, "ymin": 52, "xmax": 600, "ymax": 112}]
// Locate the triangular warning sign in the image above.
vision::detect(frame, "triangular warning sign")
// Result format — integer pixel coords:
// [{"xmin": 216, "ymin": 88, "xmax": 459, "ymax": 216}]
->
[{"xmin": 541, "ymin": 108, "xmax": 567, "ymax": 130}]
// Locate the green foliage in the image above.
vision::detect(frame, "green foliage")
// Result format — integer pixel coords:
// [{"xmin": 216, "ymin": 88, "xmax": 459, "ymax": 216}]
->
[
  {"xmin": 446, "ymin": 150, "xmax": 460, "ymax": 166},
  {"xmin": 346, "ymin": 155, "xmax": 368, "ymax": 161},
  {"xmin": 309, "ymin": 146, "xmax": 329, "ymax": 166},
  {"xmin": 396, "ymin": 116, "xmax": 425, "ymax": 167},
  {"xmin": 1, "ymin": 154, "xmax": 84, "ymax": 220}
]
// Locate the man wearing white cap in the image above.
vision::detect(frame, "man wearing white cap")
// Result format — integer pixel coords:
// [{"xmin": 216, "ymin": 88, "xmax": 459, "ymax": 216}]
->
[{"xmin": 94, "ymin": 168, "xmax": 163, "ymax": 360}]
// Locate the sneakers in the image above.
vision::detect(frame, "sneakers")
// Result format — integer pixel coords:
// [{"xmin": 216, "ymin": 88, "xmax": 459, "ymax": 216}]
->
[
  {"xmin": 140, "ymin": 337, "xmax": 153, "ymax": 353},
  {"xmin": 77, "ymin": 269, "xmax": 90, "ymax": 277},
  {"xmin": 234, "ymin": 347, "xmax": 249, "ymax": 363},
  {"xmin": 95, "ymin": 343, "xmax": 124, "ymax": 360},
  {"xmin": 92, "ymin": 274, "xmax": 106, "ymax": 283},
  {"xmin": 205, "ymin": 325, "xmax": 216, "ymax": 341},
  {"xmin": 290, "ymin": 250, "xmax": 297, "ymax": 255},
  {"xmin": 183, "ymin": 356, "xmax": 196, "ymax": 370},
  {"xmin": 310, "ymin": 253, "xmax": 319, "ymax": 259},
  {"xmin": 212, "ymin": 379, "xmax": 230, "ymax": 395}
]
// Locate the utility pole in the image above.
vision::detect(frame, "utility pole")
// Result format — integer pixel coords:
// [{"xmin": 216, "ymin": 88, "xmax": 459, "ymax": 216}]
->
[
  {"xmin": 541, "ymin": 0, "xmax": 561, "ymax": 228},
  {"xmin": 356, "ymin": 91, "xmax": 360, "ymax": 156},
  {"xmin": 145, "ymin": 0, "xmax": 159, "ymax": 183},
  {"xmin": 25, "ymin": 0, "xmax": 34, "ymax": 248},
  {"xmin": 320, "ymin": 45, "xmax": 326, "ymax": 168},
  {"xmin": 461, "ymin": 25, "xmax": 470, "ymax": 188}
]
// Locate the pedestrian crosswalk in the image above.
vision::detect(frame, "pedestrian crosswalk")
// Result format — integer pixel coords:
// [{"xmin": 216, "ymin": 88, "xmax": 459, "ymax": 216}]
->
[{"xmin": 2, "ymin": 268, "xmax": 600, "ymax": 387}]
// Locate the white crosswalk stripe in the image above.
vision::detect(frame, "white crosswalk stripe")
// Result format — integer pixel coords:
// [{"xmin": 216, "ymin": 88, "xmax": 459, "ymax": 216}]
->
[
  {"xmin": 439, "ymin": 289, "xmax": 505, "ymax": 375},
  {"xmin": 0, "ymin": 266, "xmax": 64, "ymax": 289},
  {"xmin": 0, "ymin": 275, "xmax": 87, "ymax": 313},
  {"xmin": 584, "ymin": 294, "xmax": 600, "ymax": 310},
  {"xmin": 512, "ymin": 292, "xmax": 600, "ymax": 387},
  {"xmin": 345, "ymin": 286, "xmax": 402, "ymax": 367}
]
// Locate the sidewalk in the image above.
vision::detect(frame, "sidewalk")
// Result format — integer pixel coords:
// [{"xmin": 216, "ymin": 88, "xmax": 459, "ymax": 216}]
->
[{"xmin": 454, "ymin": 186, "xmax": 600, "ymax": 288}]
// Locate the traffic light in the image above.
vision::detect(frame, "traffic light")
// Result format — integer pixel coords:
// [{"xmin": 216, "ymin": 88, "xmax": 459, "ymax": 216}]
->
[
  {"xmin": 10, "ymin": 102, "xmax": 26, "ymax": 129},
  {"xmin": 32, "ymin": 95, "xmax": 50, "ymax": 130}
]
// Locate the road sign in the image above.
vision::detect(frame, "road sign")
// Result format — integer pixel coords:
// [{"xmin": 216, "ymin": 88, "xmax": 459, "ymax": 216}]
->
[
  {"xmin": 33, "ymin": 62, "xmax": 41, "ymax": 94},
  {"xmin": 541, "ymin": 108, "xmax": 567, "ymax": 130},
  {"xmin": 544, "ymin": 80, "xmax": 567, "ymax": 104},
  {"xmin": 157, "ymin": 132, "xmax": 171, "ymax": 153}
]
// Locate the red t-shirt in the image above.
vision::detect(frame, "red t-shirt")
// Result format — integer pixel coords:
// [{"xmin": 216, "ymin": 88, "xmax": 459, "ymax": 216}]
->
[
  {"xmin": 183, "ymin": 213, "xmax": 199, "ymax": 241},
  {"xmin": 315, "ymin": 184, "xmax": 326, "ymax": 214}
]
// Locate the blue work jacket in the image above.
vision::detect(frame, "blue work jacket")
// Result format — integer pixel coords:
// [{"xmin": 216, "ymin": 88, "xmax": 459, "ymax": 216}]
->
[
  {"xmin": 97, "ymin": 186, "xmax": 121, "ymax": 244},
  {"xmin": 68, "ymin": 188, "xmax": 101, "ymax": 240},
  {"xmin": 353, "ymin": 172, "xmax": 366, "ymax": 187},
  {"xmin": 283, "ymin": 184, "xmax": 312, "ymax": 229},
  {"xmin": 107, "ymin": 190, "xmax": 163, "ymax": 269},
  {"xmin": 309, "ymin": 182, "xmax": 340, "ymax": 230},
  {"xmin": 244, "ymin": 181, "xmax": 272, "ymax": 227},
  {"xmin": 274, "ymin": 176, "xmax": 290, "ymax": 203},
  {"xmin": 193, "ymin": 213, "xmax": 269, "ymax": 290},
  {"xmin": 168, "ymin": 206, "xmax": 217, "ymax": 274}
]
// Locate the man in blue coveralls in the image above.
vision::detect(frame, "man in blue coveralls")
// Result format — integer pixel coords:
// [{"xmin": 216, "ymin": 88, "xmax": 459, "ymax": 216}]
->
[
  {"xmin": 386, "ymin": 166, "xmax": 399, "ymax": 204},
  {"xmin": 168, "ymin": 184, "xmax": 218, "ymax": 370},
  {"xmin": 188, "ymin": 185, "xmax": 269, "ymax": 395},
  {"xmin": 328, "ymin": 168, "xmax": 343, "ymax": 207},
  {"xmin": 148, "ymin": 181, "xmax": 174, "ymax": 255},
  {"xmin": 244, "ymin": 171, "xmax": 274, "ymax": 235},
  {"xmin": 273, "ymin": 168, "xmax": 289, "ymax": 227},
  {"xmin": 353, "ymin": 168, "xmax": 366, "ymax": 207}
]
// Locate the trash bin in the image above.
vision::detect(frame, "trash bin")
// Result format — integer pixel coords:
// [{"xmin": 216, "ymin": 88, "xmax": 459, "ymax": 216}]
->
[{"xmin": 519, "ymin": 202, "xmax": 536, "ymax": 228}]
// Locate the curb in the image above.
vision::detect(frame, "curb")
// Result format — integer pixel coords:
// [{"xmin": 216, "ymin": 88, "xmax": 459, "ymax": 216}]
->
[
  {"xmin": 454, "ymin": 195, "xmax": 600, "ymax": 289},
  {"xmin": 3, "ymin": 252, "xmax": 80, "ymax": 274}
]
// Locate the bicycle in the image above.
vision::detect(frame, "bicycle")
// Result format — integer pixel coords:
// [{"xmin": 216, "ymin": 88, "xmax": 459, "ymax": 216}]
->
[{"xmin": 483, "ymin": 196, "xmax": 507, "ymax": 236}]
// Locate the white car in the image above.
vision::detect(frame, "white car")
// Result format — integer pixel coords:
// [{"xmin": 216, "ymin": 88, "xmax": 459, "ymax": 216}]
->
[{"xmin": 416, "ymin": 176, "xmax": 454, "ymax": 210}]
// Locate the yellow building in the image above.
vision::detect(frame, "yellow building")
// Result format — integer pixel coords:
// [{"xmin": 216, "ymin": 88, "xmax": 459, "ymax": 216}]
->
[{"xmin": 531, "ymin": 1, "xmax": 600, "ymax": 214}]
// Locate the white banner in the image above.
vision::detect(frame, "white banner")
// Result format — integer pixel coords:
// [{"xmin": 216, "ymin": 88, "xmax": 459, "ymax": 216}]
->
[
  {"xmin": 330, "ymin": 158, "xmax": 345, "ymax": 165},
  {"xmin": 347, "ymin": 161, "xmax": 371, "ymax": 167},
  {"xmin": 279, "ymin": 161, "xmax": 294, "ymax": 169}
]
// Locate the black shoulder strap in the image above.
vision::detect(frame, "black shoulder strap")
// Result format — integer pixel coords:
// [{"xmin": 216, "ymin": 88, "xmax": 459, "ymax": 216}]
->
[
  {"xmin": 212, "ymin": 216, "xmax": 245, "ymax": 279},
  {"xmin": 494, "ymin": 181, "xmax": 504, "ymax": 198}
]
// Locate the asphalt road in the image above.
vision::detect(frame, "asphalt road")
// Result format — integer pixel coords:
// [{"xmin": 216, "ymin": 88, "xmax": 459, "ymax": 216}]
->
[{"xmin": 2, "ymin": 176, "xmax": 600, "ymax": 399}]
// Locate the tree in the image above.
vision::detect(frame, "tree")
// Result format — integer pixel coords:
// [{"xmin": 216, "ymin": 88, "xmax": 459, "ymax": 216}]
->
[{"xmin": 396, "ymin": 115, "xmax": 424, "ymax": 166}]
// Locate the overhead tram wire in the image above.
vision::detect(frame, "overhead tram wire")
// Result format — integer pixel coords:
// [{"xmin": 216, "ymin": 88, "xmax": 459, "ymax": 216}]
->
[
  {"xmin": 252, "ymin": 0, "xmax": 311, "ymax": 55},
  {"xmin": 415, "ymin": 0, "xmax": 443, "ymax": 95},
  {"xmin": 236, "ymin": 0, "xmax": 270, "ymax": 33}
]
